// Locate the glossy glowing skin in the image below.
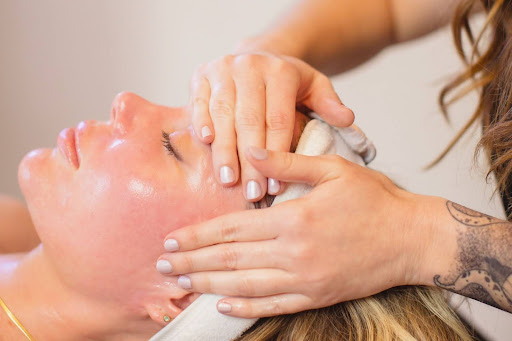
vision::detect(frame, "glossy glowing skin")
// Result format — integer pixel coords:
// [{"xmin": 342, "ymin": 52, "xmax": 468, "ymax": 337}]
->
[{"xmin": 17, "ymin": 92, "xmax": 248, "ymax": 308}]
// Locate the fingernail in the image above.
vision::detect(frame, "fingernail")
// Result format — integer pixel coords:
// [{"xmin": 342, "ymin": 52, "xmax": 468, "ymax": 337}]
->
[
  {"xmin": 178, "ymin": 275, "xmax": 192, "ymax": 289},
  {"xmin": 201, "ymin": 126, "xmax": 212, "ymax": 139},
  {"xmin": 267, "ymin": 178, "xmax": 280, "ymax": 195},
  {"xmin": 164, "ymin": 239, "xmax": 179, "ymax": 252},
  {"xmin": 220, "ymin": 166, "xmax": 235, "ymax": 184},
  {"xmin": 217, "ymin": 302, "xmax": 232, "ymax": 313},
  {"xmin": 248, "ymin": 146, "xmax": 268, "ymax": 160},
  {"xmin": 156, "ymin": 260, "xmax": 173, "ymax": 274},
  {"xmin": 247, "ymin": 180, "xmax": 261, "ymax": 200}
]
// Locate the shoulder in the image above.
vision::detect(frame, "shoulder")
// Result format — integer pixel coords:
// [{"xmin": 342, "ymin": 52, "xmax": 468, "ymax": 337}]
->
[{"xmin": 0, "ymin": 195, "xmax": 39, "ymax": 254}]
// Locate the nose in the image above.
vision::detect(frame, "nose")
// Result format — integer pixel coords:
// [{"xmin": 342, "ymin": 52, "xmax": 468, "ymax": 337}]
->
[{"xmin": 110, "ymin": 92, "xmax": 143, "ymax": 135}]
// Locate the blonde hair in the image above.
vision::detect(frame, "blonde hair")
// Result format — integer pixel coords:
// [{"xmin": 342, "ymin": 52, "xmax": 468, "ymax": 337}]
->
[{"xmin": 236, "ymin": 286, "xmax": 474, "ymax": 341}]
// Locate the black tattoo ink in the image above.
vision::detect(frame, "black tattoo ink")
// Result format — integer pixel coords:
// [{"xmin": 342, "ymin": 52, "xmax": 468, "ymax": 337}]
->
[
  {"xmin": 433, "ymin": 201, "xmax": 512, "ymax": 313},
  {"xmin": 446, "ymin": 201, "xmax": 508, "ymax": 227}
]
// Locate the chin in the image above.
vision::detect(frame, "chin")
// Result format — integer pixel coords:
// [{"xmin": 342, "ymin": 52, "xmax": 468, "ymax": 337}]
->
[
  {"xmin": 18, "ymin": 148, "xmax": 52, "ymax": 194},
  {"xmin": 17, "ymin": 148, "xmax": 70, "ymax": 214}
]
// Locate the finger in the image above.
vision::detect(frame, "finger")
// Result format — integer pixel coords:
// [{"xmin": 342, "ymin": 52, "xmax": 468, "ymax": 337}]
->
[
  {"xmin": 264, "ymin": 76, "xmax": 297, "ymax": 195},
  {"xmin": 163, "ymin": 208, "xmax": 280, "ymax": 252},
  {"xmin": 158, "ymin": 240, "xmax": 281, "ymax": 275},
  {"xmin": 189, "ymin": 75, "xmax": 214, "ymax": 143},
  {"xmin": 217, "ymin": 294, "xmax": 313, "ymax": 318},
  {"xmin": 298, "ymin": 72, "xmax": 355, "ymax": 127},
  {"xmin": 177, "ymin": 268, "xmax": 294, "ymax": 297},
  {"xmin": 209, "ymin": 76, "xmax": 239, "ymax": 186},
  {"xmin": 246, "ymin": 147, "xmax": 346, "ymax": 186},
  {"xmin": 234, "ymin": 74, "xmax": 267, "ymax": 201}
]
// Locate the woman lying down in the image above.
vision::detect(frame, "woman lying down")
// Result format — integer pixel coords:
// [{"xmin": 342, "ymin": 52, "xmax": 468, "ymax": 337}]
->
[{"xmin": 0, "ymin": 92, "xmax": 475, "ymax": 340}]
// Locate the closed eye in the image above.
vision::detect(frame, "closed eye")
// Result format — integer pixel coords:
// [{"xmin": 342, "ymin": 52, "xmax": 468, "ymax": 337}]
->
[{"xmin": 162, "ymin": 130, "xmax": 182, "ymax": 161}]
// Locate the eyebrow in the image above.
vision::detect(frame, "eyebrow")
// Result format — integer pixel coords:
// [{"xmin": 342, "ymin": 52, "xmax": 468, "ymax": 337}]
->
[{"xmin": 161, "ymin": 130, "xmax": 183, "ymax": 161}]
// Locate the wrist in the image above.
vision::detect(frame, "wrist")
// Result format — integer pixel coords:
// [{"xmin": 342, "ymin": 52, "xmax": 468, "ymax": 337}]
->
[
  {"xmin": 233, "ymin": 34, "xmax": 308, "ymax": 60},
  {"xmin": 404, "ymin": 194, "xmax": 458, "ymax": 287}
]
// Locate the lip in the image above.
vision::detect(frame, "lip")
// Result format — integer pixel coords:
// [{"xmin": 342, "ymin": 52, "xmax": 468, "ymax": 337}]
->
[{"xmin": 57, "ymin": 127, "xmax": 79, "ymax": 169}]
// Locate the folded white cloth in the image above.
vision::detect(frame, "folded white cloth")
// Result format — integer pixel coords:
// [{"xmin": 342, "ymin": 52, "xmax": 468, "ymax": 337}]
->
[{"xmin": 149, "ymin": 118, "xmax": 376, "ymax": 341}]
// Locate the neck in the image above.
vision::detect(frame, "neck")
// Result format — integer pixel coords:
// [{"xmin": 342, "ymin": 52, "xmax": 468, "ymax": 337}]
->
[{"xmin": 0, "ymin": 246, "xmax": 156, "ymax": 341}]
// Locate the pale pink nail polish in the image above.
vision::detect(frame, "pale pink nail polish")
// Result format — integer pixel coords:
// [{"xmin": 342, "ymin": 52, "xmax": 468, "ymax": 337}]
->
[
  {"xmin": 247, "ymin": 180, "xmax": 261, "ymax": 200},
  {"xmin": 268, "ymin": 178, "xmax": 280, "ymax": 195},
  {"xmin": 217, "ymin": 302, "xmax": 232, "ymax": 313},
  {"xmin": 178, "ymin": 275, "xmax": 192, "ymax": 289},
  {"xmin": 201, "ymin": 126, "xmax": 212, "ymax": 139}
]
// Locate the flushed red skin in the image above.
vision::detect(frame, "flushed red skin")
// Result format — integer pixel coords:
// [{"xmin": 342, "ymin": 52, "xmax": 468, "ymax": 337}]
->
[{"xmin": 18, "ymin": 92, "xmax": 247, "ymax": 309}]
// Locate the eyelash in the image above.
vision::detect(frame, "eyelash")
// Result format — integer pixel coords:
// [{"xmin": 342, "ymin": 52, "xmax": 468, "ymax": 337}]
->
[{"xmin": 161, "ymin": 130, "xmax": 181, "ymax": 161}]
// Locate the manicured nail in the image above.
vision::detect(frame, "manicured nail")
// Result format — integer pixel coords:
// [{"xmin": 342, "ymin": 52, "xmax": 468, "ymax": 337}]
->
[
  {"xmin": 217, "ymin": 302, "xmax": 232, "ymax": 313},
  {"xmin": 247, "ymin": 180, "xmax": 261, "ymax": 200},
  {"xmin": 248, "ymin": 146, "xmax": 268, "ymax": 160},
  {"xmin": 220, "ymin": 166, "xmax": 235, "ymax": 184},
  {"xmin": 201, "ymin": 126, "xmax": 212, "ymax": 139},
  {"xmin": 156, "ymin": 260, "xmax": 173, "ymax": 274},
  {"xmin": 164, "ymin": 239, "xmax": 179, "ymax": 252},
  {"xmin": 178, "ymin": 275, "xmax": 192, "ymax": 289},
  {"xmin": 267, "ymin": 178, "xmax": 280, "ymax": 195}
]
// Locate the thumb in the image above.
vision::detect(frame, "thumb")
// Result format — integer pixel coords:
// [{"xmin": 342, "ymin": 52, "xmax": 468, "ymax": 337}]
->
[
  {"xmin": 301, "ymin": 73, "xmax": 355, "ymax": 128},
  {"xmin": 245, "ymin": 146, "xmax": 345, "ymax": 186}
]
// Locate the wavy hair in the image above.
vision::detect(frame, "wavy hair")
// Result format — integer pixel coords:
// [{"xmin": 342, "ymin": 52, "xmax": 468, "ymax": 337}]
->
[
  {"xmin": 237, "ymin": 286, "xmax": 474, "ymax": 340},
  {"xmin": 436, "ymin": 0, "xmax": 512, "ymax": 215}
]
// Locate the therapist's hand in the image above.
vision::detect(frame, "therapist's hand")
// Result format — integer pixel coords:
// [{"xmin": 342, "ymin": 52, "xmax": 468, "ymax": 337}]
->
[
  {"xmin": 188, "ymin": 52, "xmax": 354, "ymax": 201},
  {"xmin": 157, "ymin": 147, "xmax": 432, "ymax": 318}
]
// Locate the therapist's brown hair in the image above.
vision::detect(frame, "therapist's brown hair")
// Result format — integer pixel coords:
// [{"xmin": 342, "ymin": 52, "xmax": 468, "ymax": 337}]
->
[
  {"xmin": 437, "ymin": 0, "xmax": 512, "ymax": 215},
  {"xmin": 236, "ymin": 286, "xmax": 474, "ymax": 340}
]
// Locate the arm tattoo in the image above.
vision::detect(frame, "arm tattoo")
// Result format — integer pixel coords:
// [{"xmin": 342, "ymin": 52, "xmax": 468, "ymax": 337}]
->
[{"xmin": 433, "ymin": 201, "xmax": 512, "ymax": 313}]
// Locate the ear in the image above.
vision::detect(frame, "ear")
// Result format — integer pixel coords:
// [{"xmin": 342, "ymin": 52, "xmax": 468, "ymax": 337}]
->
[{"xmin": 145, "ymin": 292, "xmax": 201, "ymax": 326}]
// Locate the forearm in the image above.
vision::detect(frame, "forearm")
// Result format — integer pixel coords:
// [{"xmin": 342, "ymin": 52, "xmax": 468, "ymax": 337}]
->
[
  {"xmin": 415, "ymin": 196, "xmax": 512, "ymax": 313},
  {"xmin": 235, "ymin": 0, "xmax": 459, "ymax": 75},
  {"xmin": 235, "ymin": 0, "xmax": 395, "ymax": 75}
]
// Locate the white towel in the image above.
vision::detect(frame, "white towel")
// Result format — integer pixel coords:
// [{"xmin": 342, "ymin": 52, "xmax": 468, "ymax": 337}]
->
[{"xmin": 149, "ymin": 118, "xmax": 376, "ymax": 341}]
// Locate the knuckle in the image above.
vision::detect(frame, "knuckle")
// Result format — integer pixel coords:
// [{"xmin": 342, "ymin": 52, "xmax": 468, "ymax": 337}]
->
[
  {"xmin": 235, "ymin": 110, "xmax": 263, "ymax": 129},
  {"xmin": 185, "ymin": 228, "xmax": 200, "ymax": 247},
  {"xmin": 307, "ymin": 271, "xmax": 328, "ymax": 293},
  {"xmin": 266, "ymin": 111, "xmax": 290, "ymax": 133},
  {"xmin": 210, "ymin": 99, "xmax": 234, "ymax": 118},
  {"xmin": 217, "ymin": 54, "xmax": 236, "ymax": 67},
  {"xmin": 236, "ymin": 276, "xmax": 255, "ymax": 296},
  {"xmin": 265, "ymin": 297, "xmax": 283, "ymax": 315},
  {"xmin": 272, "ymin": 59, "xmax": 294, "ymax": 74},
  {"xmin": 220, "ymin": 246, "xmax": 239, "ymax": 270},
  {"xmin": 324, "ymin": 154, "xmax": 344, "ymax": 164},
  {"xmin": 234, "ymin": 54, "xmax": 263, "ymax": 69},
  {"xmin": 182, "ymin": 254, "xmax": 197, "ymax": 272},
  {"xmin": 220, "ymin": 222, "xmax": 240, "ymax": 242},
  {"xmin": 315, "ymin": 72, "xmax": 331, "ymax": 85},
  {"xmin": 322, "ymin": 155, "xmax": 347, "ymax": 175},
  {"xmin": 281, "ymin": 153, "xmax": 296, "ymax": 173},
  {"xmin": 193, "ymin": 96, "xmax": 209, "ymax": 109}
]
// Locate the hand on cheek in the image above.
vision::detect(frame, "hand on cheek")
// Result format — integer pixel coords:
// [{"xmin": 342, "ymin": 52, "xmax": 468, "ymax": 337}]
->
[
  {"xmin": 156, "ymin": 148, "xmax": 427, "ymax": 318},
  {"xmin": 188, "ymin": 53, "xmax": 354, "ymax": 201}
]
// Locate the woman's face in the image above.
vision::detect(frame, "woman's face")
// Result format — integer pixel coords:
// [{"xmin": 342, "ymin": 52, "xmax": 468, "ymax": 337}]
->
[{"xmin": 18, "ymin": 92, "xmax": 247, "ymax": 302}]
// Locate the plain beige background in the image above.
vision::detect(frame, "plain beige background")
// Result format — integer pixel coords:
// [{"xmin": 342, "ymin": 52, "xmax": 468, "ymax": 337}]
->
[{"xmin": 1, "ymin": 1, "xmax": 511, "ymax": 339}]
